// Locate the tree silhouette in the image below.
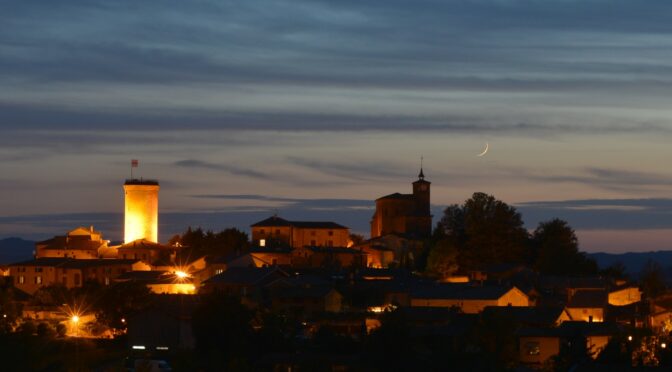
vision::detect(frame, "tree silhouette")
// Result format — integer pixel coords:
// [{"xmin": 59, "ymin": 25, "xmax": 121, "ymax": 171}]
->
[{"xmin": 532, "ymin": 218, "xmax": 597, "ymax": 276}]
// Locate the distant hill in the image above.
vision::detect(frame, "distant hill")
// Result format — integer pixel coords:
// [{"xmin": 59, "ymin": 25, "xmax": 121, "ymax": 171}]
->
[
  {"xmin": 589, "ymin": 251, "xmax": 672, "ymax": 280},
  {"xmin": 0, "ymin": 238, "xmax": 34, "ymax": 265}
]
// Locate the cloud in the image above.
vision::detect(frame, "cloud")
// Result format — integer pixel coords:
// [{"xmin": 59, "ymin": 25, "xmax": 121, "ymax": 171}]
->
[
  {"xmin": 174, "ymin": 159, "xmax": 267, "ymax": 179},
  {"xmin": 517, "ymin": 198, "xmax": 672, "ymax": 230},
  {"xmin": 523, "ymin": 167, "xmax": 672, "ymax": 192}
]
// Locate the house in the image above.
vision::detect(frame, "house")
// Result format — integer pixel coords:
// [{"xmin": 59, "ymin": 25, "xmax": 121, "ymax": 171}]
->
[
  {"xmin": 270, "ymin": 287, "xmax": 343, "ymax": 316},
  {"xmin": 482, "ymin": 306, "xmax": 571, "ymax": 328},
  {"xmin": 410, "ymin": 284, "xmax": 529, "ymax": 313},
  {"xmin": 518, "ymin": 321, "xmax": 619, "ymax": 366},
  {"xmin": 115, "ymin": 270, "xmax": 196, "ymax": 294},
  {"xmin": 8, "ymin": 258, "xmax": 149, "ymax": 295},
  {"xmin": 250, "ymin": 216, "xmax": 350, "ymax": 249},
  {"xmin": 565, "ymin": 289, "xmax": 607, "ymax": 322},
  {"xmin": 116, "ymin": 239, "xmax": 177, "ymax": 264},
  {"xmin": 35, "ymin": 226, "xmax": 111, "ymax": 259},
  {"xmin": 608, "ymin": 285, "xmax": 641, "ymax": 306},
  {"xmin": 200, "ymin": 267, "xmax": 289, "ymax": 307}
]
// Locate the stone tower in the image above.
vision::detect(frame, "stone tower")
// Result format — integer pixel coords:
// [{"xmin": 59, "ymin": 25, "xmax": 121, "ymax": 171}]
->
[{"xmin": 123, "ymin": 179, "xmax": 160, "ymax": 243}]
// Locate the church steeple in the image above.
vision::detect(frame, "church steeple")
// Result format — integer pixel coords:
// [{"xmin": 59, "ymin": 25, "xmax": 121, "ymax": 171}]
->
[{"xmin": 418, "ymin": 156, "xmax": 425, "ymax": 180}]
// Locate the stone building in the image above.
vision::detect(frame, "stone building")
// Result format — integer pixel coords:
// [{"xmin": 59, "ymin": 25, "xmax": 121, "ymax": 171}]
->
[
  {"xmin": 370, "ymin": 169, "xmax": 432, "ymax": 240},
  {"xmin": 251, "ymin": 216, "xmax": 350, "ymax": 249},
  {"xmin": 35, "ymin": 226, "xmax": 111, "ymax": 259}
]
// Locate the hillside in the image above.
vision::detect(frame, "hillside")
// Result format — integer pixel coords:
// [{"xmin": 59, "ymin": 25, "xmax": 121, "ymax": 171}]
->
[
  {"xmin": 0, "ymin": 237, "xmax": 34, "ymax": 265},
  {"xmin": 589, "ymin": 251, "xmax": 672, "ymax": 279}
]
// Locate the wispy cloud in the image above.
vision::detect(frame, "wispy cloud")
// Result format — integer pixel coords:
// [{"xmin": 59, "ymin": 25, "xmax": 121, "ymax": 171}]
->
[
  {"xmin": 523, "ymin": 167, "xmax": 672, "ymax": 192},
  {"xmin": 174, "ymin": 159, "xmax": 267, "ymax": 179}
]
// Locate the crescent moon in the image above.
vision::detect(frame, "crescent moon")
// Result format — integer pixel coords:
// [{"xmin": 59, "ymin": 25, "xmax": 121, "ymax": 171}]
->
[{"xmin": 477, "ymin": 142, "xmax": 489, "ymax": 157}]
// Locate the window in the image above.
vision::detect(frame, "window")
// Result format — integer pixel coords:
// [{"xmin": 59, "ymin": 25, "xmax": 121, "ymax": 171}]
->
[
  {"xmin": 35, "ymin": 276, "xmax": 42, "ymax": 284},
  {"xmin": 525, "ymin": 342, "xmax": 540, "ymax": 356},
  {"xmin": 275, "ymin": 229, "xmax": 280, "ymax": 236},
  {"xmin": 35, "ymin": 267, "xmax": 43, "ymax": 273},
  {"xmin": 18, "ymin": 276, "xmax": 25, "ymax": 284},
  {"xmin": 328, "ymin": 231, "xmax": 333, "ymax": 236},
  {"xmin": 260, "ymin": 229, "xmax": 265, "ymax": 235},
  {"xmin": 104, "ymin": 277, "xmax": 110, "ymax": 286},
  {"xmin": 215, "ymin": 269, "xmax": 224, "ymax": 275},
  {"xmin": 259, "ymin": 239, "xmax": 266, "ymax": 247}
]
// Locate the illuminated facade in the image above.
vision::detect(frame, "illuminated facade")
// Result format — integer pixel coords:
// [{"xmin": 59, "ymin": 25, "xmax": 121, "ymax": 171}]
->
[
  {"xmin": 35, "ymin": 226, "xmax": 109, "ymax": 259},
  {"xmin": 370, "ymin": 169, "xmax": 431, "ymax": 239},
  {"xmin": 251, "ymin": 216, "xmax": 350, "ymax": 248},
  {"xmin": 124, "ymin": 179, "xmax": 160, "ymax": 243}
]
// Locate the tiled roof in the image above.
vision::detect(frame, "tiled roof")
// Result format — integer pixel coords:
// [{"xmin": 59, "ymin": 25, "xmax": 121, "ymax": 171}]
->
[
  {"xmin": 567, "ymin": 289, "xmax": 608, "ymax": 308},
  {"xmin": 117, "ymin": 239, "xmax": 173, "ymax": 250},
  {"xmin": 412, "ymin": 283, "xmax": 515, "ymax": 300},
  {"xmin": 203, "ymin": 267, "xmax": 288, "ymax": 286},
  {"xmin": 251, "ymin": 216, "xmax": 348, "ymax": 229},
  {"xmin": 376, "ymin": 192, "xmax": 414, "ymax": 201}
]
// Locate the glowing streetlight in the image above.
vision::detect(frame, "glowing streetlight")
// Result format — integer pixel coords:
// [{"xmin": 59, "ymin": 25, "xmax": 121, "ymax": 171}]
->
[
  {"xmin": 628, "ymin": 335, "xmax": 633, "ymax": 341},
  {"xmin": 71, "ymin": 315, "xmax": 80, "ymax": 324},
  {"xmin": 175, "ymin": 270, "xmax": 189, "ymax": 279},
  {"xmin": 662, "ymin": 342, "xmax": 667, "ymax": 349}
]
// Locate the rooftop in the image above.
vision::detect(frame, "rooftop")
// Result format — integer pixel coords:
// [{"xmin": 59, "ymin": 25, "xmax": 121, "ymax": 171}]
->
[
  {"xmin": 251, "ymin": 216, "xmax": 348, "ymax": 229},
  {"xmin": 124, "ymin": 179, "xmax": 159, "ymax": 186}
]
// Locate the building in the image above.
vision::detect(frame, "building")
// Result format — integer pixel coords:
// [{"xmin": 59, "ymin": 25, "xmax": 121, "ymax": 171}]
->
[
  {"xmin": 35, "ymin": 226, "xmax": 111, "ymax": 259},
  {"xmin": 250, "ymin": 216, "xmax": 350, "ymax": 249},
  {"xmin": 124, "ymin": 179, "xmax": 160, "ymax": 243},
  {"xmin": 370, "ymin": 169, "xmax": 432, "ymax": 239},
  {"xmin": 8, "ymin": 258, "xmax": 149, "ymax": 295},
  {"xmin": 410, "ymin": 284, "xmax": 530, "ymax": 313},
  {"xmin": 116, "ymin": 239, "xmax": 176, "ymax": 264}
]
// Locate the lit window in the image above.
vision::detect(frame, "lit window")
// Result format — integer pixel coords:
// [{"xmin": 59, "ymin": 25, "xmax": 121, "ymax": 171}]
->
[
  {"xmin": 259, "ymin": 239, "xmax": 266, "ymax": 247},
  {"xmin": 105, "ymin": 277, "xmax": 110, "ymax": 285},
  {"xmin": 35, "ymin": 276, "xmax": 42, "ymax": 284},
  {"xmin": 18, "ymin": 276, "xmax": 25, "ymax": 284},
  {"xmin": 215, "ymin": 269, "xmax": 224, "ymax": 275}
]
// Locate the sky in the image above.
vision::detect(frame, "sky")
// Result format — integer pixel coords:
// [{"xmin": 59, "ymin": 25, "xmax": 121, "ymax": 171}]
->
[{"xmin": 3, "ymin": 0, "xmax": 672, "ymax": 252}]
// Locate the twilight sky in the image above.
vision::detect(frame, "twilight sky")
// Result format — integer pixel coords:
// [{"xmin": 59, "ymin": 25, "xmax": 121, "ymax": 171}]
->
[{"xmin": 3, "ymin": 0, "xmax": 672, "ymax": 252}]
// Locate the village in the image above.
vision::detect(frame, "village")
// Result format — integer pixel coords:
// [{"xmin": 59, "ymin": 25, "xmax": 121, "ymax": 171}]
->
[{"xmin": 0, "ymin": 169, "xmax": 670, "ymax": 371}]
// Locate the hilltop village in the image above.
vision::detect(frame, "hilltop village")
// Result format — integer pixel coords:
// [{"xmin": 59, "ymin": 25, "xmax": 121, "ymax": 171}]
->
[{"xmin": 1, "ymin": 169, "xmax": 671, "ymax": 371}]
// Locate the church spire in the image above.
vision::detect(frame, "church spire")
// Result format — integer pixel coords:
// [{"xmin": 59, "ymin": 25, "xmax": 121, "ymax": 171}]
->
[{"xmin": 418, "ymin": 156, "xmax": 425, "ymax": 180}]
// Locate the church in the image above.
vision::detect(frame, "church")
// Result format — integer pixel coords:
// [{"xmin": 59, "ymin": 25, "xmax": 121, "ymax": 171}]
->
[{"xmin": 370, "ymin": 167, "xmax": 432, "ymax": 240}]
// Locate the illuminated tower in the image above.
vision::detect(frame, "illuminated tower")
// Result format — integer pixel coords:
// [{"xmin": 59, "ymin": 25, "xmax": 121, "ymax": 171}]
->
[{"xmin": 123, "ymin": 179, "xmax": 160, "ymax": 243}]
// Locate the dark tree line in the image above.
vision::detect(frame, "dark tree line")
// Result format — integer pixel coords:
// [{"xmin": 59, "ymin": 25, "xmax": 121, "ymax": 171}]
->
[
  {"xmin": 427, "ymin": 192, "xmax": 598, "ymax": 277},
  {"xmin": 169, "ymin": 227, "xmax": 250, "ymax": 261}
]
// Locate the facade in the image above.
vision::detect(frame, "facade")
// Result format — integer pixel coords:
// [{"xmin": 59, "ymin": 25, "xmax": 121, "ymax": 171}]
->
[
  {"xmin": 410, "ymin": 285, "xmax": 530, "ymax": 313},
  {"xmin": 8, "ymin": 258, "xmax": 148, "ymax": 295},
  {"xmin": 370, "ymin": 169, "xmax": 432, "ymax": 239},
  {"xmin": 35, "ymin": 226, "xmax": 109, "ymax": 259},
  {"xmin": 124, "ymin": 179, "xmax": 160, "ymax": 243},
  {"xmin": 116, "ymin": 239, "xmax": 176, "ymax": 264},
  {"xmin": 251, "ymin": 216, "xmax": 350, "ymax": 249}
]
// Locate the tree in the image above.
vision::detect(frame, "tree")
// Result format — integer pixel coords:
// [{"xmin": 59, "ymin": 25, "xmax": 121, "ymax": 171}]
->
[
  {"xmin": 192, "ymin": 294, "xmax": 254, "ymax": 369},
  {"xmin": 435, "ymin": 192, "xmax": 529, "ymax": 269},
  {"xmin": 176, "ymin": 227, "xmax": 250, "ymax": 261},
  {"xmin": 426, "ymin": 238, "xmax": 459, "ymax": 279},
  {"xmin": 532, "ymin": 219, "xmax": 597, "ymax": 276},
  {"xmin": 641, "ymin": 260, "xmax": 667, "ymax": 299}
]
